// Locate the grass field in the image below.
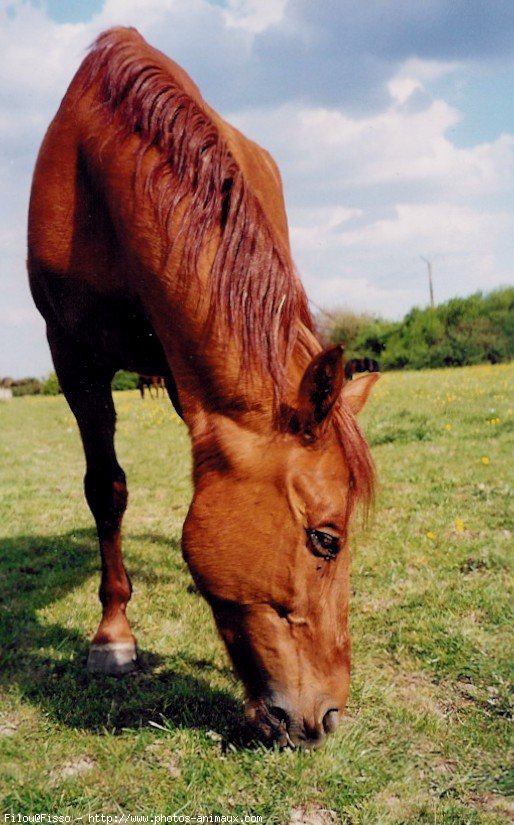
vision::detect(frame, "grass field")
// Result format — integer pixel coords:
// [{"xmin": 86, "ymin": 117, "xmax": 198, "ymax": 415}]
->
[{"xmin": 0, "ymin": 363, "xmax": 512, "ymax": 824}]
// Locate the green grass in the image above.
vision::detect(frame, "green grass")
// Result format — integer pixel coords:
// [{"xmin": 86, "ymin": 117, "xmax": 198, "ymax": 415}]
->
[{"xmin": 0, "ymin": 364, "xmax": 512, "ymax": 824}]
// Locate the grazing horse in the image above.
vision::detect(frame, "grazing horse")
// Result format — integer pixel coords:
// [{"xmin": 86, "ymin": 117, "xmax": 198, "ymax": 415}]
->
[
  {"xmin": 344, "ymin": 358, "xmax": 380, "ymax": 382},
  {"xmin": 138, "ymin": 374, "xmax": 166, "ymax": 399},
  {"xmin": 27, "ymin": 28, "xmax": 379, "ymax": 747}
]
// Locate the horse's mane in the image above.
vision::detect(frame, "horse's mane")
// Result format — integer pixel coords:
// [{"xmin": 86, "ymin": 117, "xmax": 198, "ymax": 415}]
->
[
  {"xmin": 81, "ymin": 27, "xmax": 374, "ymax": 506},
  {"xmin": 81, "ymin": 28, "xmax": 312, "ymax": 387}
]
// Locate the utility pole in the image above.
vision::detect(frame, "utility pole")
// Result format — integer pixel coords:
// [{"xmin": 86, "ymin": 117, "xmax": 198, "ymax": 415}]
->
[{"xmin": 420, "ymin": 256, "xmax": 435, "ymax": 308}]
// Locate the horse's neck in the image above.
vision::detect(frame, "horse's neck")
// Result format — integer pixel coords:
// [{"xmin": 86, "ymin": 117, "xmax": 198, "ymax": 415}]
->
[{"xmin": 170, "ymin": 314, "xmax": 320, "ymax": 444}]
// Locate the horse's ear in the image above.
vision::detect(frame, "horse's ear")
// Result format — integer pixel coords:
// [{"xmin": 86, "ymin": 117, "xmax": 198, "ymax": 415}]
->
[
  {"xmin": 341, "ymin": 372, "xmax": 380, "ymax": 415},
  {"xmin": 293, "ymin": 345, "xmax": 344, "ymax": 438}
]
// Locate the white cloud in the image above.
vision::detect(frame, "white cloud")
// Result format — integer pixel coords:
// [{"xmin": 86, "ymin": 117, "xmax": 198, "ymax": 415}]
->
[
  {"xmin": 231, "ymin": 95, "xmax": 514, "ymax": 199},
  {"xmin": 0, "ymin": 5, "xmax": 86, "ymax": 101},
  {"xmin": 388, "ymin": 57, "xmax": 462, "ymax": 98},
  {"xmin": 222, "ymin": 0, "xmax": 288, "ymax": 33},
  {"xmin": 305, "ymin": 275, "xmax": 413, "ymax": 321},
  {"xmin": 339, "ymin": 203, "xmax": 511, "ymax": 250},
  {"xmin": 290, "ymin": 199, "xmax": 514, "ymax": 319},
  {"xmin": 0, "ymin": 306, "xmax": 38, "ymax": 325}
]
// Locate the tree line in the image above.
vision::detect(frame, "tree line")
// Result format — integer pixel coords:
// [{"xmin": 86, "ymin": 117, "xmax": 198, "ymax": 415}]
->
[
  {"xmin": 0, "ymin": 371, "xmax": 138, "ymax": 397},
  {"xmin": 320, "ymin": 287, "xmax": 513, "ymax": 371}
]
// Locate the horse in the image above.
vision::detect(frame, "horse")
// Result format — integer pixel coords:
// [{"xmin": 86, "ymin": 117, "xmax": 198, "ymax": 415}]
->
[
  {"xmin": 344, "ymin": 357, "xmax": 381, "ymax": 382},
  {"xmin": 137, "ymin": 374, "xmax": 166, "ymax": 399},
  {"xmin": 27, "ymin": 27, "xmax": 379, "ymax": 747}
]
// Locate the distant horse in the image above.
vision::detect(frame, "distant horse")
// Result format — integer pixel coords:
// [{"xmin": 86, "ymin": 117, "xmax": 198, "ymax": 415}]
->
[
  {"xmin": 137, "ymin": 374, "xmax": 166, "ymax": 399},
  {"xmin": 28, "ymin": 28, "xmax": 379, "ymax": 747},
  {"xmin": 345, "ymin": 358, "xmax": 380, "ymax": 381}
]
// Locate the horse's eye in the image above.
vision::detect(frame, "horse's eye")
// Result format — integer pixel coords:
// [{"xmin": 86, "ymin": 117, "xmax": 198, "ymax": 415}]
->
[{"xmin": 306, "ymin": 529, "xmax": 341, "ymax": 560}]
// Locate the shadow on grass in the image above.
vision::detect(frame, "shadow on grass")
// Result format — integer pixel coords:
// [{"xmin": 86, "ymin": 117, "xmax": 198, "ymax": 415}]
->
[{"xmin": 0, "ymin": 528, "xmax": 242, "ymax": 741}]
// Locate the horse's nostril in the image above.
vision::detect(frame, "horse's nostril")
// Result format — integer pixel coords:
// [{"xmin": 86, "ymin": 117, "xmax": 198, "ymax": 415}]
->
[
  {"xmin": 268, "ymin": 705, "xmax": 291, "ymax": 728},
  {"xmin": 258, "ymin": 700, "xmax": 339, "ymax": 746},
  {"xmin": 322, "ymin": 708, "xmax": 339, "ymax": 734}
]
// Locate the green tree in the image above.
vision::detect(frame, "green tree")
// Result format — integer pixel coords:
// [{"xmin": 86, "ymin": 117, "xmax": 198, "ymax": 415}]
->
[
  {"xmin": 41, "ymin": 372, "xmax": 61, "ymax": 395},
  {"xmin": 111, "ymin": 371, "xmax": 139, "ymax": 390}
]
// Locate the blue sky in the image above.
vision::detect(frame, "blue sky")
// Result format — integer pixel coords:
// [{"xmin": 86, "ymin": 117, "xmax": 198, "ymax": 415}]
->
[
  {"xmin": 1, "ymin": 0, "xmax": 514, "ymax": 376},
  {"xmin": 31, "ymin": 0, "xmax": 104, "ymax": 22}
]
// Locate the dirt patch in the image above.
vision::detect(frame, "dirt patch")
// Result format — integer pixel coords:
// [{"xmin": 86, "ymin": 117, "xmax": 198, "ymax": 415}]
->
[
  {"xmin": 373, "ymin": 792, "xmax": 417, "ymax": 823},
  {"xmin": 387, "ymin": 668, "xmax": 473, "ymax": 720},
  {"xmin": 145, "ymin": 742, "xmax": 182, "ymax": 778},
  {"xmin": 0, "ymin": 718, "xmax": 18, "ymax": 737},
  {"xmin": 389, "ymin": 670, "xmax": 448, "ymax": 719},
  {"xmin": 359, "ymin": 596, "xmax": 399, "ymax": 615},
  {"xmin": 289, "ymin": 807, "xmax": 338, "ymax": 825},
  {"xmin": 473, "ymin": 794, "xmax": 514, "ymax": 823},
  {"xmin": 51, "ymin": 756, "xmax": 95, "ymax": 784}
]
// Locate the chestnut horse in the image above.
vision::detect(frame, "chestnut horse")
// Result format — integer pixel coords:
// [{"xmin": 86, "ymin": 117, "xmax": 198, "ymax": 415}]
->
[{"xmin": 28, "ymin": 28, "xmax": 379, "ymax": 747}]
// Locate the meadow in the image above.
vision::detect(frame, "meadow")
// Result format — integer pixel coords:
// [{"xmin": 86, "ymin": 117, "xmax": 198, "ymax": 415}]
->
[{"xmin": 0, "ymin": 363, "xmax": 512, "ymax": 824}]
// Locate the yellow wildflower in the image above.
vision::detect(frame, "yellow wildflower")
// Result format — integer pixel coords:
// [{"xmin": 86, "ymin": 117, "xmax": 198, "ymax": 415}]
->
[
  {"xmin": 455, "ymin": 518, "xmax": 464, "ymax": 533},
  {"xmin": 426, "ymin": 531, "xmax": 435, "ymax": 540},
  {"xmin": 480, "ymin": 456, "xmax": 490, "ymax": 465}
]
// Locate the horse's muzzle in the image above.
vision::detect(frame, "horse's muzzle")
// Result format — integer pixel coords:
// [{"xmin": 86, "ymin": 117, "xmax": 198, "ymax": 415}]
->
[{"xmin": 245, "ymin": 695, "xmax": 340, "ymax": 748}]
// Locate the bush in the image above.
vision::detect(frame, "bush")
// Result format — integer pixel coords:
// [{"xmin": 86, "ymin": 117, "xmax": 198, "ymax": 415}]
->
[
  {"xmin": 320, "ymin": 310, "xmax": 373, "ymax": 348},
  {"xmin": 111, "ymin": 371, "xmax": 139, "ymax": 391},
  {"xmin": 11, "ymin": 378, "xmax": 42, "ymax": 396},
  {"xmin": 41, "ymin": 372, "xmax": 61, "ymax": 395},
  {"xmin": 324, "ymin": 287, "xmax": 514, "ymax": 371}
]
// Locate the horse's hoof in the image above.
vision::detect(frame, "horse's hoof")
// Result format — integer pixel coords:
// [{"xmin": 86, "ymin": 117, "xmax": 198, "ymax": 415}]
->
[{"xmin": 87, "ymin": 641, "xmax": 137, "ymax": 676}]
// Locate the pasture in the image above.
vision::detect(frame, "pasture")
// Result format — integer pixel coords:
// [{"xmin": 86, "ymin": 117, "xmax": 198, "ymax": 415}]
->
[{"xmin": 0, "ymin": 363, "xmax": 512, "ymax": 823}]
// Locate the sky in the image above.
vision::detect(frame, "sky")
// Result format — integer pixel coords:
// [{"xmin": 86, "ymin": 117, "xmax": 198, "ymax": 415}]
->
[{"xmin": 1, "ymin": 0, "xmax": 514, "ymax": 377}]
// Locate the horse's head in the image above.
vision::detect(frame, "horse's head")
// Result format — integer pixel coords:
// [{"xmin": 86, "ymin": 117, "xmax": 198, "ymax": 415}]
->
[{"xmin": 182, "ymin": 346, "xmax": 378, "ymax": 747}]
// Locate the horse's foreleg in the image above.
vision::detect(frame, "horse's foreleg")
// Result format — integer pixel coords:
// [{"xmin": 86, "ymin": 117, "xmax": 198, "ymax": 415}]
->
[
  {"xmin": 84, "ymin": 455, "xmax": 136, "ymax": 676},
  {"xmin": 48, "ymin": 328, "xmax": 137, "ymax": 675}
]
